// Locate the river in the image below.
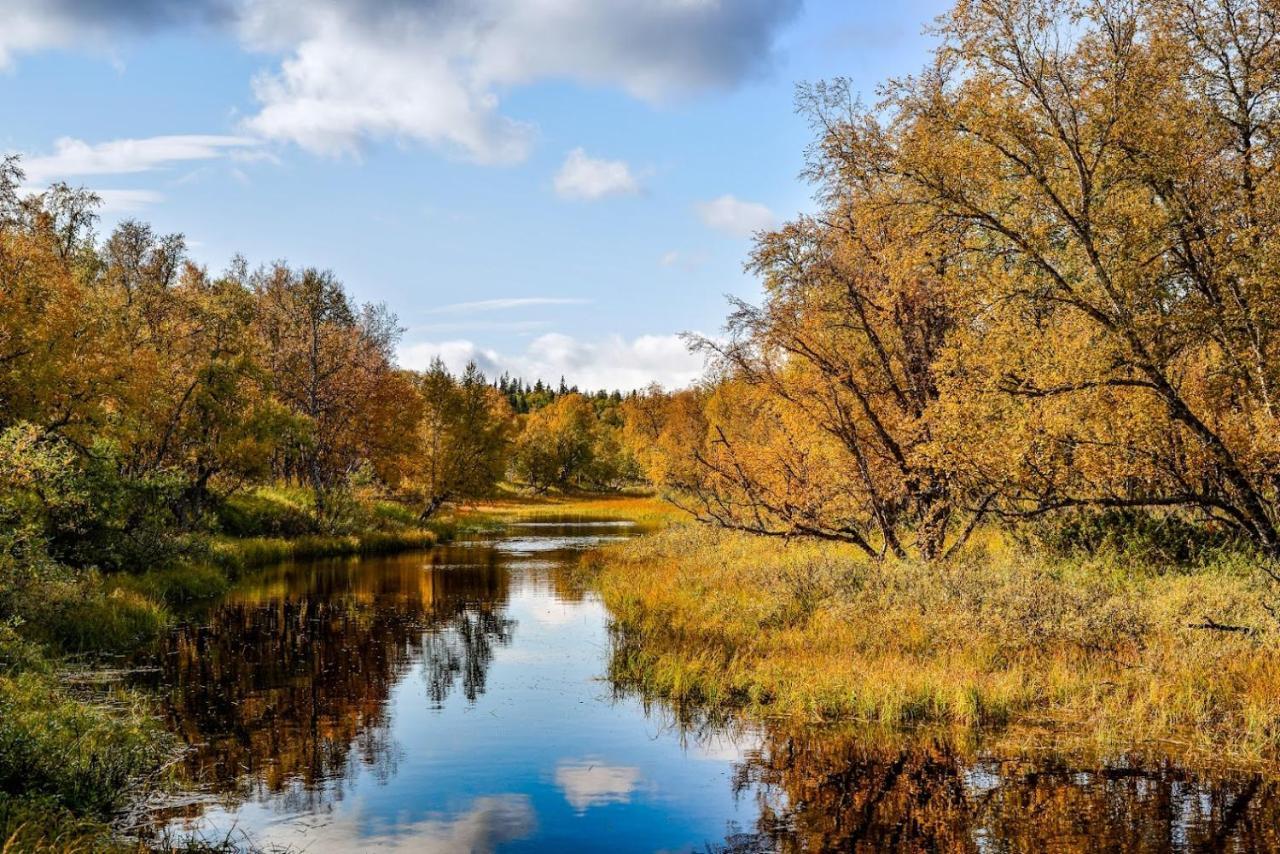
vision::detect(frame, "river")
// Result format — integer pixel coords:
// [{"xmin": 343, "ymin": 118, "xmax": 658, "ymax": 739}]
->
[{"xmin": 132, "ymin": 518, "xmax": 1280, "ymax": 851}]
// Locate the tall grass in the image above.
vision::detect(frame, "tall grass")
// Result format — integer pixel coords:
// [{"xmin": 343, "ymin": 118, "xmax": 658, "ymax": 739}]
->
[
  {"xmin": 466, "ymin": 492, "xmax": 682, "ymax": 527},
  {"xmin": 207, "ymin": 528, "xmax": 439, "ymax": 575},
  {"xmin": 0, "ymin": 672, "xmax": 174, "ymax": 815},
  {"xmin": 595, "ymin": 525, "xmax": 1280, "ymax": 762}
]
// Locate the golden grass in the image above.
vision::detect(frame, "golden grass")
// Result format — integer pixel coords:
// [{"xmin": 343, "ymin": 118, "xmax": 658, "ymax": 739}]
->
[
  {"xmin": 594, "ymin": 524, "xmax": 1280, "ymax": 764},
  {"xmin": 462, "ymin": 491, "xmax": 684, "ymax": 527}
]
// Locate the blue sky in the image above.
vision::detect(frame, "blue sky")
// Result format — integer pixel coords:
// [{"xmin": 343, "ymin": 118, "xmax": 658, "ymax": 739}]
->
[{"xmin": 1, "ymin": 0, "xmax": 949, "ymax": 389}]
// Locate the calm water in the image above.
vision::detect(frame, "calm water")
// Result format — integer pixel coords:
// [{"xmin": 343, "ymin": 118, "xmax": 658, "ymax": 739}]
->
[{"xmin": 134, "ymin": 520, "xmax": 1280, "ymax": 852}]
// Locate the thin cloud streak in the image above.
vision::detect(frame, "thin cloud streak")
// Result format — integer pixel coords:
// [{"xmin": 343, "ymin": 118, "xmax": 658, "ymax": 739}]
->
[
  {"xmin": 18, "ymin": 134, "xmax": 261, "ymax": 184},
  {"xmin": 428, "ymin": 298, "xmax": 592, "ymax": 315}
]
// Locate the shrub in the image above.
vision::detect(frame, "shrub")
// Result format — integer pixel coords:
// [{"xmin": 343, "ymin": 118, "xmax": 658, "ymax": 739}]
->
[
  {"xmin": 0, "ymin": 673, "xmax": 173, "ymax": 817},
  {"xmin": 1029, "ymin": 509, "xmax": 1240, "ymax": 567}
]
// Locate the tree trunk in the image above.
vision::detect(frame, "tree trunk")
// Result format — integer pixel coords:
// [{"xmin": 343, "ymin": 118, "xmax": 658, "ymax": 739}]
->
[{"xmin": 418, "ymin": 493, "xmax": 448, "ymax": 523}]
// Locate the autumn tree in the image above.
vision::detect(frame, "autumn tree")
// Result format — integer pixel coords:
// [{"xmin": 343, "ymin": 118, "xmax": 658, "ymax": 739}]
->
[
  {"xmin": 645, "ymin": 83, "xmax": 971, "ymax": 560},
  {"xmin": 252, "ymin": 264, "xmax": 413, "ymax": 519},
  {"xmin": 513, "ymin": 392, "xmax": 628, "ymax": 492},
  {"xmin": 884, "ymin": 0, "xmax": 1280, "ymax": 553},
  {"xmin": 411, "ymin": 359, "xmax": 513, "ymax": 520},
  {"xmin": 0, "ymin": 160, "xmax": 121, "ymax": 444}
]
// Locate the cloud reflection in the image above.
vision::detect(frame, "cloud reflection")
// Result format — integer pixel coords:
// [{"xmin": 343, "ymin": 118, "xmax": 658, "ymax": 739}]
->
[
  {"xmin": 236, "ymin": 794, "xmax": 537, "ymax": 853},
  {"xmin": 555, "ymin": 759, "xmax": 643, "ymax": 813}
]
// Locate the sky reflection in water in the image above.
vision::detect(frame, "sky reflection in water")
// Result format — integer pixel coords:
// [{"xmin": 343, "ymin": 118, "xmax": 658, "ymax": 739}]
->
[{"xmin": 137, "ymin": 521, "xmax": 1280, "ymax": 852}]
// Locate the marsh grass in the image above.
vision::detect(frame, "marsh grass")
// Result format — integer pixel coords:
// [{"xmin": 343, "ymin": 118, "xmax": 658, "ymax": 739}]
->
[
  {"xmin": 595, "ymin": 524, "xmax": 1280, "ymax": 762},
  {"xmin": 208, "ymin": 528, "xmax": 439, "ymax": 574},
  {"xmin": 20, "ymin": 577, "xmax": 172, "ymax": 657},
  {"xmin": 0, "ymin": 673, "xmax": 174, "ymax": 819},
  {"xmin": 466, "ymin": 492, "xmax": 682, "ymax": 527}
]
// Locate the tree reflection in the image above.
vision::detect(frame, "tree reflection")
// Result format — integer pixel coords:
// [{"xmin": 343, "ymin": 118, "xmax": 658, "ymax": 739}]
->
[
  {"xmin": 714, "ymin": 724, "xmax": 1280, "ymax": 852},
  {"xmin": 138, "ymin": 549, "xmax": 514, "ymax": 807}
]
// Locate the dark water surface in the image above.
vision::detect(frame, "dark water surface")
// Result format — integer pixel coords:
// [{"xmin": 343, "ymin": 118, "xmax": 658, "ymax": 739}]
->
[{"xmin": 135, "ymin": 520, "xmax": 1280, "ymax": 852}]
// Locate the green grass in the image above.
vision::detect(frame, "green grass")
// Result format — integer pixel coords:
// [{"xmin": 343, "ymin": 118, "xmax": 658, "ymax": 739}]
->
[
  {"xmin": 594, "ymin": 524, "xmax": 1280, "ymax": 764},
  {"xmin": 18, "ymin": 577, "xmax": 172, "ymax": 657},
  {"xmin": 207, "ymin": 527, "xmax": 440, "ymax": 574},
  {"xmin": 0, "ymin": 672, "xmax": 174, "ymax": 817}
]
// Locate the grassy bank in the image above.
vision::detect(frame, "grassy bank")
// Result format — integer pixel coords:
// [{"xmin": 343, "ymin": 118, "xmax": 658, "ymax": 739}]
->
[
  {"xmin": 464, "ymin": 490, "xmax": 681, "ymax": 527},
  {"xmin": 595, "ymin": 523, "xmax": 1280, "ymax": 764}
]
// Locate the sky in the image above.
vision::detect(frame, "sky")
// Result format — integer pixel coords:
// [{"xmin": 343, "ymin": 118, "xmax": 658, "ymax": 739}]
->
[{"xmin": 0, "ymin": 0, "xmax": 950, "ymax": 390}]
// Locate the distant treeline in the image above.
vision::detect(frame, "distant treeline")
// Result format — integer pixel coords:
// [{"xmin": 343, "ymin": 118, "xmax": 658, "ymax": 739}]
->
[{"xmin": 492, "ymin": 372, "xmax": 626, "ymax": 415}]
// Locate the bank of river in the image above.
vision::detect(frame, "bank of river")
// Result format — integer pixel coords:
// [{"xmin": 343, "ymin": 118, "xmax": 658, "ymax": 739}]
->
[{"xmin": 130, "ymin": 518, "xmax": 1280, "ymax": 851}]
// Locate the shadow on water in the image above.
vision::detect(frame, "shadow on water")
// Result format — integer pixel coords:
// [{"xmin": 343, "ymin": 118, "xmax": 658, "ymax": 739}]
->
[{"xmin": 131, "ymin": 520, "xmax": 1280, "ymax": 851}]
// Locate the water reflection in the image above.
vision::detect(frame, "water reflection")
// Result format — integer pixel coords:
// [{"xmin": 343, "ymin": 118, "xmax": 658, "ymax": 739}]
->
[
  {"xmin": 555, "ymin": 759, "xmax": 644, "ymax": 813},
  {"xmin": 135, "ymin": 521, "xmax": 1280, "ymax": 852},
  {"xmin": 710, "ymin": 724, "xmax": 1280, "ymax": 852},
  {"xmin": 138, "ymin": 547, "xmax": 515, "ymax": 806}
]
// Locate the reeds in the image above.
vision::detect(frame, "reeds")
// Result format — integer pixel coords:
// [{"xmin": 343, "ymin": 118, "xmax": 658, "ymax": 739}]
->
[{"xmin": 595, "ymin": 524, "xmax": 1280, "ymax": 763}]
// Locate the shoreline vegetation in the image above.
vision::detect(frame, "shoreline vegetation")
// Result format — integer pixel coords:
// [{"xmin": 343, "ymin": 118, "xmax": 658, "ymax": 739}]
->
[
  {"xmin": 6, "ymin": 488, "xmax": 1280, "ymax": 848},
  {"xmin": 592, "ymin": 519, "xmax": 1280, "ymax": 768}
]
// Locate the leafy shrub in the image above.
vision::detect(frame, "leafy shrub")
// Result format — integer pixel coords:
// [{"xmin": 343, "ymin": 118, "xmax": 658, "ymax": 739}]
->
[
  {"xmin": 41, "ymin": 441, "xmax": 192, "ymax": 573},
  {"xmin": 216, "ymin": 489, "xmax": 318, "ymax": 538},
  {"xmin": 1028, "ymin": 508, "xmax": 1239, "ymax": 567},
  {"xmin": 0, "ymin": 673, "xmax": 173, "ymax": 817}
]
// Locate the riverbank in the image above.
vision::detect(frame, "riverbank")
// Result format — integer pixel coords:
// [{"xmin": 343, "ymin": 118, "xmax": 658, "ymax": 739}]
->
[
  {"xmin": 464, "ymin": 490, "xmax": 681, "ymax": 527},
  {"xmin": 0, "ymin": 489, "xmax": 672, "ymax": 850},
  {"xmin": 0, "ymin": 487, "xmax": 450, "ymax": 852},
  {"xmin": 594, "ymin": 523, "xmax": 1280, "ymax": 765}
]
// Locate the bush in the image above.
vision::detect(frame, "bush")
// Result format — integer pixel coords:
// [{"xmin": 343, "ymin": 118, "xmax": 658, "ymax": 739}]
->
[
  {"xmin": 1029, "ymin": 508, "xmax": 1239, "ymax": 567},
  {"xmin": 215, "ymin": 489, "xmax": 318, "ymax": 538},
  {"xmin": 0, "ymin": 673, "xmax": 173, "ymax": 817},
  {"xmin": 43, "ymin": 442, "xmax": 192, "ymax": 573}
]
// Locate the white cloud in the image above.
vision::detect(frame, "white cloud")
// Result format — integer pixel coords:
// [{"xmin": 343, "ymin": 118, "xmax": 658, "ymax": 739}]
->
[
  {"xmin": 554, "ymin": 148, "xmax": 639, "ymax": 200},
  {"xmin": 397, "ymin": 332, "xmax": 706, "ymax": 390},
  {"xmin": 206, "ymin": 794, "xmax": 536, "ymax": 853},
  {"xmin": 1, "ymin": 1, "xmax": 801, "ymax": 163},
  {"xmin": 17, "ymin": 135, "xmax": 261, "ymax": 184},
  {"xmin": 242, "ymin": 19, "xmax": 536, "ymax": 162},
  {"xmin": 430, "ymin": 298, "xmax": 591, "ymax": 315},
  {"xmin": 696, "ymin": 194, "xmax": 776, "ymax": 237},
  {"xmin": 93, "ymin": 188, "xmax": 166, "ymax": 212},
  {"xmin": 554, "ymin": 760, "xmax": 642, "ymax": 813}
]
